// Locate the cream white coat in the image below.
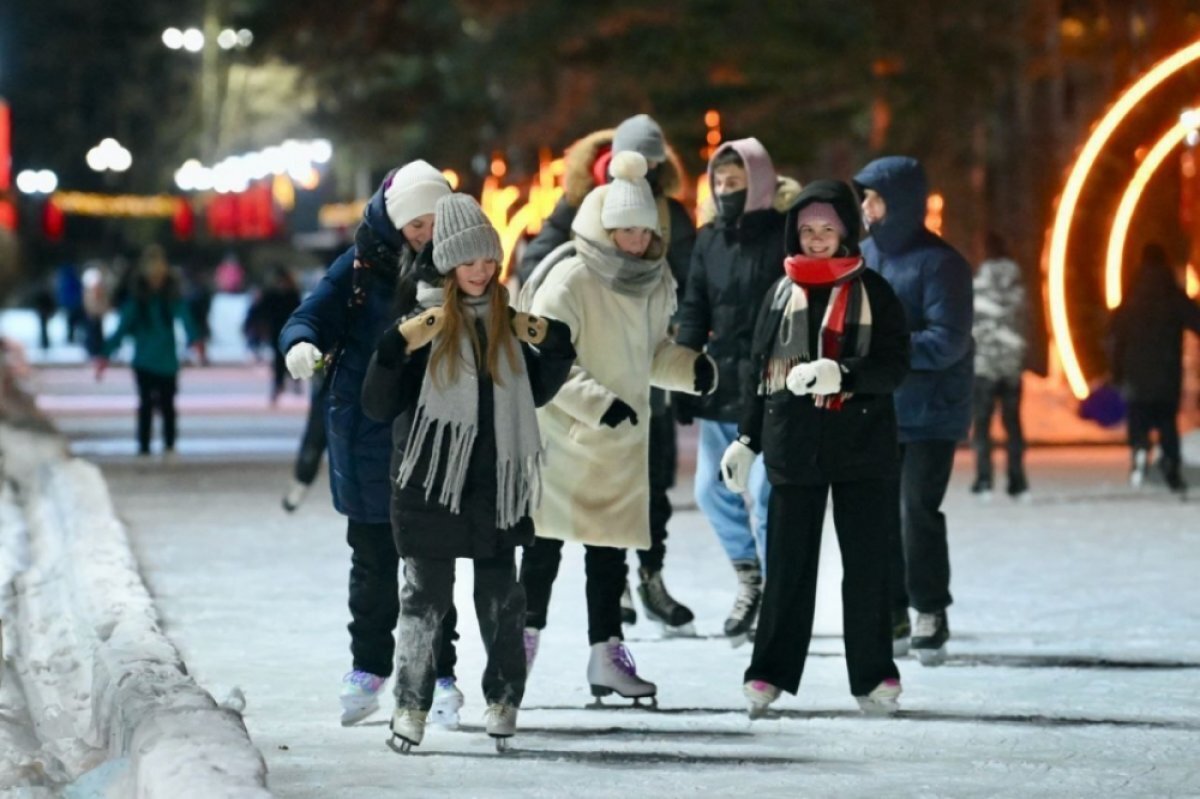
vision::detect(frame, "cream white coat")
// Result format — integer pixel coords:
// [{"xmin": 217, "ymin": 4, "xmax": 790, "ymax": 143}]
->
[{"xmin": 530, "ymin": 187, "xmax": 706, "ymax": 549}]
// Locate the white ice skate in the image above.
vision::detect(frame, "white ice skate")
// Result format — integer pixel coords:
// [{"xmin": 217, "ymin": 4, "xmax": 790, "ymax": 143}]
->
[
  {"xmin": 430, "ymin": 677, "xmax": 464, "ymax": 728},
  {"xmin": 743, "ymin": 679, "xmax": 781, "ymax": 720},
  {"xmin": 388, "ymin": 708, "xmax": 428, "ymax": 753},
  {"xmin": 912, "ymin": 611, "xmax": 949, "ymax": 666},
  {"xmin": 855, "ymin": 678, "xmax": 902, "ymax": 716},
  {"xmin": 483, "ymin": 703, "xmax": 518, "ymax": 752},
  {"xmin": 586, "ymin": 637, "xmax": 657, "ymax": 708},
  {"xmin": 339, "ymin": 670, "xmax": 386, "ymax": 726}
]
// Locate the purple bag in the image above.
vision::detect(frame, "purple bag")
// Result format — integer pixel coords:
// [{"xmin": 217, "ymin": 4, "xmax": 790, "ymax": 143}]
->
[{"xmin": 1078, "ymin": 383, "xmax": 1127, "ymax": 428}]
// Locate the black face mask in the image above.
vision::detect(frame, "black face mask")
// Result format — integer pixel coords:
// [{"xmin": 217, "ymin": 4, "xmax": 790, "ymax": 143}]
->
[{"xmin": 717, "ymin": 189, "xmax": 747, "ymax": 225}]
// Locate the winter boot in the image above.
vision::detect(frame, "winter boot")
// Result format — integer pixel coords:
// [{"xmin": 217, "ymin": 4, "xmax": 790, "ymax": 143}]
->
[
  {"xmin": 911, "ymin": 610, "xmax": 950, "ymax": 666},
  {"xmin": 724, "ymin": 560, "xmax": 763, "ymax": 647},
  {"xmin": 637, "ymin": 567, "xmax": 696, "ymax": 636},
  {"xmin": 523, "ymin": 627, "xmax": 540, "ymax": 673},
  {"xmin": 855, "ymin": 677, "xmax": 902, "ymax": 715},
  {"xmin": 586, "ymin": 637, "xmax": 656, "ymax": 706},
  {"xmin": 1007, "ymin": 470, "xmax": 1030, "ymax": 501},
  {"xmin": 339, "ymin": 670, "xmax": 386, "ymax": 726},
  {"xmin": 389, "ymin": 708, "xmax": 428, "ymax": 752},
  {"xmin": 892, "ymin": 608, "xmax": 911, "ymax": 658},
  {"xmin": 1161, "ymin": 458, "xmax": 1187, "ymax": 495},
  {"xmin": 620, "ymin": 580, "xmax": 637, "ymax": 625},
  {"xmin": 969, "ymin": 476, "xmax": 994, "ymax": 499},
  {"xmin": 282, "ymin": 479, "xmax": 310, "ymax": 512},
  {"xmin": 1130, "ymin": 448, "xmax": 1149, "ymax": 488},
  {"xmin": 743, "ymin": 679, "xmax": 781, "ymax": 720},
  {"xmin": 484, "ymin": 703, "xmax": 518, "ymax": 751},
  {"xmin": 430, "ymin": 677, "xmax": 464, "ymax": 728}
]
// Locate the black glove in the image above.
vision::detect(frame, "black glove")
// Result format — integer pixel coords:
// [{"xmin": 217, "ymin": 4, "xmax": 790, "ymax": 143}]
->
[
  {"xmin": 693, "ymin": 354, "xmax": 716, "ymax": 395},
  {"xmin": 375, "ymin": 323, "xmax": 408, "ymax": 368},
  {"xmin": 673, "ymin": 394, "xmax": 696, "ymax": 426},
  {"xmin": 538, "ymin": 317, "xmax": 573, "ymax": 353},
  {"xmin": 600, "ymin": 398, "xmax": 639, "ymax": 428}
]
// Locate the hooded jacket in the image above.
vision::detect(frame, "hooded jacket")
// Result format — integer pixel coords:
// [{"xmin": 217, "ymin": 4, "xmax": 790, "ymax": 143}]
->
[
  {"xmin": 677, "ymin": 138, "xmax": 801, "ymax": 422},
  {"xmin": 854, "ymin": 157, "xmax": 974, "ymax": 442},
  {"xmin": 529, "ymin": 183, "xmax": 704, "ymax": 549},
  {"xmin": 516, "ymin": 128, "xmax": 695, "ymax": 294},
  {"xmin": 279, "ymin": 177, "xmax": 409, "ymax": 524},
  {"xmin": 740, "ymin": 180, "xmax": 910, "ymax": 485}
]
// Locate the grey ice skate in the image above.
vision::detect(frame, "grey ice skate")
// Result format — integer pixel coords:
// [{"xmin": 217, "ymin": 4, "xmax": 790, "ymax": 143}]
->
[{"xmin": 586, "ymin": 637, "xmax": 657, "ymax": 708}]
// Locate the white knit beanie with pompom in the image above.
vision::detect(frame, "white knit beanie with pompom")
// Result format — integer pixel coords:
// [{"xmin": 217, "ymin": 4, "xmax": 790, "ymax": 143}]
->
[{"xmin": 601, "ymin": 151, "xmax": 660, "ymax": 231}]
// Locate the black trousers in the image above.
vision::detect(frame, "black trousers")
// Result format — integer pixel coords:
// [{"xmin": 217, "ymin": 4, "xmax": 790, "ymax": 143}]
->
[
  {"xmin": 971, "ymin": 375, "xmax": 1025, "ymax": 483},
  {"xmin": 271, "ymin": 347, "xmax": 289, "ymax": 398},
  {"xmin": 293, "ymin": 381, "xmax": 327, "ymax": 485},
  {"xmin": 745, "ymin": 481, "xmax": 899, "ymax": 697},
  {"xmin": 346, "ymin": 520, "xmax": 457, "ymax": 680},
  {"xmin": 635, "ymin": 409, "xmax": 676, "ymax": 574},
  {"xmin": 133, "ymin": 368, "xmax": 178, "ymax": 454},
  {"xmin": 521, "ymin": 537, "xmax": 627, "ymax": 645},
  {"xmin": 888, "ymin": 440, "xmax": 956, "ymax": 614},
  {"xmin": 394, "ymin": 551, "xmax": 526, "ymax": 711},
  {"xmin": 1128, "ymin": 400, "xmax": 1182, "ymax": 468}
]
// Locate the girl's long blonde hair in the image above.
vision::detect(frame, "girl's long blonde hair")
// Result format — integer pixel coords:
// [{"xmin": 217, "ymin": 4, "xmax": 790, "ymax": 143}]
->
[{"xmin": 428, "ymin": 276, "xmax": 518, "ymax": 387}]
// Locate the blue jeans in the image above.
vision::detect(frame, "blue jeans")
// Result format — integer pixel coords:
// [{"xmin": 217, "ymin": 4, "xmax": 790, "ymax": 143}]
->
[{"xmin": 694, "ymin": 420, "xmax": 770, "ymax": 566}]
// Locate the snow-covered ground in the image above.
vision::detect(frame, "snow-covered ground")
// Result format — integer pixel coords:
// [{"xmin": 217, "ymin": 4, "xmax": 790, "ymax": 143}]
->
[{"xmin": 95, "ymin": 439, "xmax": 1200, "ymax": 799}]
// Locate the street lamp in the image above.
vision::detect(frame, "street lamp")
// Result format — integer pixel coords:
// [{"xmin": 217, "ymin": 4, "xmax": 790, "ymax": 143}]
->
[
  {"xmin": 15, "ymin": 169, "xmax": 57, "ymax": 194},
  {"xmin": 163, "ymin": 26, "xmax": 252, "ymax": 52},
  {"xmin": 86, "ymin": 138, "xmax": 132, "ymax": 173}
]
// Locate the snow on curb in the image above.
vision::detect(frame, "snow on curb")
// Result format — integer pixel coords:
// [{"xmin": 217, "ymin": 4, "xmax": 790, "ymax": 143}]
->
[{"xmin": 2, "ymin": 426, "xmax": 271, "ymax": 797}]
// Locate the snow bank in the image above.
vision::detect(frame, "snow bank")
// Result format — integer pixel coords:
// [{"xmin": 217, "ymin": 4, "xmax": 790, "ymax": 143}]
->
[{"xmin": 1, "ymin": 426, "xmax": 271, "ymax": 798}]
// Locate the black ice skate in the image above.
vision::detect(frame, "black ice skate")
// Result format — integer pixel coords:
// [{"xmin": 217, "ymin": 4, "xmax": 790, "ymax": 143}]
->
[
  {"xmin": 620, "ymin": 580, "xmax": 637, "ymax": 625},
  {"xmin": 637, "ymin": 567, "xmax": 696, "ymax": 637},
  {"xmin": 724, "ymin": 560, "xmax": 762, "ymax": 647},
  {"xmin": 911, "ymin": 610, "xmax": 950, "ymax": 666},
  {"xmin": 892, "ymin": 608, "xmax": 911, "ymax": 658},
  {"xmin": 586, "ymin": 637, "xmax": 658, "ymax": 709}
]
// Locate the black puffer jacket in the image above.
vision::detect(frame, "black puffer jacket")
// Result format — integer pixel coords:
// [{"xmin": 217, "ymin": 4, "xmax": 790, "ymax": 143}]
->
[
  {"xmin": 740, "ymin": 180, "xmax": 910, "ymax": 485},
  {"xmin": 676, "ymin": 209, "xmax": 788, "ymax": 422},
  {"xmin": 361, "ymin": 315, "xmax": 575, "ymax": 559},
  {"xmin": 1109, "ymin": 256, "xmax": 1200, "ymax": 403}
]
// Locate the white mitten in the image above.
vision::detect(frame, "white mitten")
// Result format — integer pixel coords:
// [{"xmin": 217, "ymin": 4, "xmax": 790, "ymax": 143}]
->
[
  {"xmin": 285, "ymin": 342, "xmax": 323, "ymax": 379},
  {"xmin": 719, "ymin": 437, "xmax": 756, "ymax": 493},
  {"xmin": 785, "ymin": 358, "xmax": 842, "ymax": 396}
]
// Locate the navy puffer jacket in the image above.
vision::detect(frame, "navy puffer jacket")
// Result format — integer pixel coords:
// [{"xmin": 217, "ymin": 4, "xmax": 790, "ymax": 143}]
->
[
  {"xmin": 279, "ymin": 180, "xmax": 408, "ymax": 523},
  {"xmin": 854, "ymin": 157, "xmax": 974, "ymax": 442}
]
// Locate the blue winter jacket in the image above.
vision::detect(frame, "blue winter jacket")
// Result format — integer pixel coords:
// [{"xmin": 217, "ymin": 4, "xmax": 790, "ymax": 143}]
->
[
  {"xmin": 854, "ymin": 157, "xmax": 974, "ymax": 442},
  {"xmin": 279, "ymin": 181, "xmax": 406, "ymax": 523}
]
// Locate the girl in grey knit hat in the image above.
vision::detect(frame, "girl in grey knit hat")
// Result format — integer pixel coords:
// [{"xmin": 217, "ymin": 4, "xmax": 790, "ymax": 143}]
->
[{"xmin": 362, "ymin": 193, "xmax": 576, "ymax": 752}]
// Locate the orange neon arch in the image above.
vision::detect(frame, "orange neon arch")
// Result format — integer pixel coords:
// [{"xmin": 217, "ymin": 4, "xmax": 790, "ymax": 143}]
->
[
  {"xmin": 1047, "ymin": 39, "xmax": 1200, "ymax": 399},
  {"xmin": 1104, "ymin": 122, "xmax": 1190, "ymax": 309}
]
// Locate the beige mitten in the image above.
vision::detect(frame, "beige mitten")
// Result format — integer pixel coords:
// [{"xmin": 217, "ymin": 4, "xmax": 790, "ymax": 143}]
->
[
  {"xmin": 398, "ymin": 307, "xmax": 444, "ymax": 353},
  {"xmin": 511, "ymin": 311, "xmax": 549, "ymax": 345}
]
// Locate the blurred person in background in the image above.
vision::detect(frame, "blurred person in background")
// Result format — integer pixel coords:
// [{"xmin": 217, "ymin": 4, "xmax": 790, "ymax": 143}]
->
[
  {"xmin": 95, "ymin": 245, "xmax": 202, "ymax": 458},
  {"xmin": 1108, "ymin": 242, "xmax": 1200, "ymax": 494}
]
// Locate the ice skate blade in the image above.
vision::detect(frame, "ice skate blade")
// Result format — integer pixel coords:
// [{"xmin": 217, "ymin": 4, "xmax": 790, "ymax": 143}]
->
[
  {"xmin": 588, "ymin": 686, "xmax": 658, "ymax": 709},
  {"xmin": 387, "ymin": 736, "xmax": 418, "ymax": 754},
  {"xmin": 493, "ymin": 736, "xmax": 512, "ymax": 753},
  {"xmin": 660, "ymin": 621, "xmax": 698, "ymax": 638},
  {"xmin": 747, "ymin": 704, "xmax": 771, "ymax": 720},
  {"xmin": 727, "ymin": 632, "xmax": 750, "ymax": 649},
  {"xmin": 856, "ymin": 697, "xmax": 900, "ymax": 716},
  {"xmin": 914, "ymin": 646, "xmax": 947, "ymax": 666}
]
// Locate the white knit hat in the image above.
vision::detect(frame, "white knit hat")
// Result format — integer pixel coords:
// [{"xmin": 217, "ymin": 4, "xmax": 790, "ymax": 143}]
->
[
  {"xmin": 601, "ymin": 151, "xmax": 659, "ymax": 231},
  {"xmin": 384, "ymin": 160, "xmax": 451, "ymax": 230}
]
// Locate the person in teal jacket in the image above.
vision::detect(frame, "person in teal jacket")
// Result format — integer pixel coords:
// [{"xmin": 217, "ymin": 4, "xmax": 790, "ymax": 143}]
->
[{"xmin": 96, "ymin": 245, "xmax": 202, "ymax": 457}]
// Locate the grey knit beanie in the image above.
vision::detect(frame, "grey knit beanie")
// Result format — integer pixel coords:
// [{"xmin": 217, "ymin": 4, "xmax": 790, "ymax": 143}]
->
[
  {"xmin": 612, "ymin": 114, "xmax": 666, "ymax": 162},
  {"xmin": 433, "ymin": 193, "xmax": 503, "ymax": 274}
]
